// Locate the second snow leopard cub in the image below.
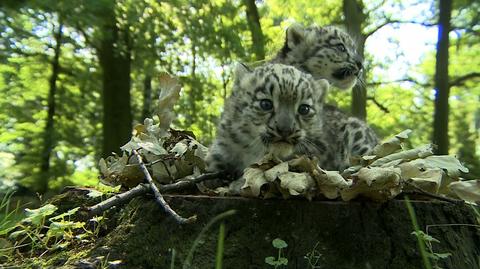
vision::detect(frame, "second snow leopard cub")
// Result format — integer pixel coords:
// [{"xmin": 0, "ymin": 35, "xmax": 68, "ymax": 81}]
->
[
  {"xmin": 271, "ymin": 24, "xmax": 363, "ymax": 90},
  {"xmin": 207, "ymin": 63, "xmax": 378, "ymax": 176}
]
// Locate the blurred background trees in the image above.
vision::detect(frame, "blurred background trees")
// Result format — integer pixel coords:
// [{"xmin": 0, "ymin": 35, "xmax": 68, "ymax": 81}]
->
[{"xmin": 0, "ymin": 0, "xmax": 479, "ymax": 193}]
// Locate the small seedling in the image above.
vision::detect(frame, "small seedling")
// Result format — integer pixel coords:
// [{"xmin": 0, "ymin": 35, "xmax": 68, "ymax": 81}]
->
[
  {"xmin": 304, "ymin": 242, "xmax": 322, "ymax": 269},
  {"xmin": 265, "ymin": 238, "xmax": 288, "ymax": 268},
  {"xmin": 411, "ymin": 231, "xmax": 451, "ymax": 269}
]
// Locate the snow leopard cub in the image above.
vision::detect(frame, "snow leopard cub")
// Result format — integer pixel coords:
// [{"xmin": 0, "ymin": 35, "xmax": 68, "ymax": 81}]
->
[
  {"xmin": 206, "ymin": 63, "xmax": 378, "ymax": 176},
  {"xmin": 271, "ymin": 23, "xmax": 363, "ymax": 90}
]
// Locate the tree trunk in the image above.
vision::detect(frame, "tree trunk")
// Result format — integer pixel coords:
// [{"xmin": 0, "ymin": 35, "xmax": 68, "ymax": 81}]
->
[
  {"xmin": 432, "ymin": 0, "xmax": 452, "ymax": 155},
  {"xmin": 141, "ymin": 74, "xmax": 152, "ymax": 121},
  {"xmin": 343, "ymin": 0, "xmax": 367, "ymax": 120},
  {"xmin": 39, "ymin": 19, "xmax": 63, "ymax": 194},
  {"xmin": 188, "ymin": 42, "xmax": 198, "ymax": 126},
  {"xmin": 97, "ymin": 10, "xmax": 133, "ymax": 157},
  {"xmin": 243, "ymin": 0, "xmax": 265, "ymax": 61}
]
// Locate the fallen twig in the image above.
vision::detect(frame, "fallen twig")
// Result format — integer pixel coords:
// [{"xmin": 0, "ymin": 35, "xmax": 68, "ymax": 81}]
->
[
  {"xmin": 404, "ymin": 181, "xmax": 464, "ymax": 205},
  {"xmin": 133, "ymin": 149, "xmax": 192, "ymax": 224},
  {"xmin": 87, "ymin": 183, "xmax": 149, "ymax": 216},
  {"xmin": 87, "ymin": 171, "xmax": 223, "ymax": 217}
]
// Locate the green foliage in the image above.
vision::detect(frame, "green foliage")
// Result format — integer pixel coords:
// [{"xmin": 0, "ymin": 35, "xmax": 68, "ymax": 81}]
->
[
  {"xmin": 215, "ymin": 222, "xmax": 226, "ymax": 269},
  {"xmin": 4, "ymin": 202, "xmax": 107, "ymax": 264},
  {"xmin": 265, "ymin": 238, "xmax": 288, "ymax": 268},
  {"xmin": 411, "ymin": 230, "xmax": 452, "ymax": 269},
  {"xmin": 405, "ymin": 197, "xmax": 454, "ymax": 269},
  {"xmin": 0, "ymin": 191, "xmax": 21, "ymax": 236},
  {"xmin": 405, "ymin": 196, "xmax": 433, "ymax": 269}
]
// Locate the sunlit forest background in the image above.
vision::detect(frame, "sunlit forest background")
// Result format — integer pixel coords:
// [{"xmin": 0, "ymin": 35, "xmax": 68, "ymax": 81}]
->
[{"xmin": 0, "ymin": 0, "xmax": 479, "ymax": 195}]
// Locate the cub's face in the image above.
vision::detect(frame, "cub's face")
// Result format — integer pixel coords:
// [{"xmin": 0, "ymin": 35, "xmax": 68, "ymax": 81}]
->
[
  {"xmin": 283, "ymin": 24, "xmax": 362, "ymax": 90},
  {"xmin": 231, "ymin": 63, "xmax": 329, "ymax": 159}
]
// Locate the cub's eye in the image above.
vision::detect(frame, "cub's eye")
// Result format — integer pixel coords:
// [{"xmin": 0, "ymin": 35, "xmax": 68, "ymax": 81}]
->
[
  {"xmin": 259, "ymin": 99, "xmax": 273, "ymax": 111},
  {"xmin": 336, "ymin": 44, "xmax": 346, "ymax": 52},
  {"xmin": 298, "ymin": 104, "xmax": 311, "ymax": 115}
]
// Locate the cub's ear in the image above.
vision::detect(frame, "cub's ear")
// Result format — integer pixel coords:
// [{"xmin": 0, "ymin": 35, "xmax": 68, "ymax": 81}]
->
[
  {"xmin": 286, "ymin": 23, "xmax": 306, "ymax": 49},
  {"xmin": 314, "ymin": 79, "xmax": 329, "ymax": 102},
  {"xmin": 234, "ymin": 62, "xmax": 252, "ymax": 80}
]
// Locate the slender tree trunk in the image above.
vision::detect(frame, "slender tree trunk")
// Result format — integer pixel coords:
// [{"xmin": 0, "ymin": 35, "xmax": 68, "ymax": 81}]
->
[
  {"xmin": 243, "ymin": 0, "xmax": 265, "ymax": 61},
  {"xmin": 432, "ymin": 0, "xmax": 452, "ymax": 155},
  {"xmin": 343, "ymin": 0, "xmax": 367, "ymax": 120},
  {"xmin": 39, "ymin": 19, "xmax": 63, "ymax": 193},
  {"xmin": 188, "ymin": 42, "xmax": 197, "ymax": 125},
  {"xmin": 141, "ymin": 74, "xmax": 152, "ymax": 120},
  {"xmin": 97, "ymin": 8, "xmax": 133, "ymax": 157}
]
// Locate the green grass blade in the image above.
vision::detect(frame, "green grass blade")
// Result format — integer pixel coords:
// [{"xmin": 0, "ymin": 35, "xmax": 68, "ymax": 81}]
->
[
  {"xmin": 215, "ymin": 222, "xmax": 226, "ymax": 269},
  {"xmin": 183, "ymin": 209, "xmax": 236, "ymax": 269},
  {"xmin": 404, "ymin": 196, "xmax": 432, "ymax": 269}
]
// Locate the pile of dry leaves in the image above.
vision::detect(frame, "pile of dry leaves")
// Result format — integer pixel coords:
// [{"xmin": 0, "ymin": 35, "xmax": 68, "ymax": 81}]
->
[{"xmin": 98, "ymin": 74, "xmax": 479, "ymax": 204}]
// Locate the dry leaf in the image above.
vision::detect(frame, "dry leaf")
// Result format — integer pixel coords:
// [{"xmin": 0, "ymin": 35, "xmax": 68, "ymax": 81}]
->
[
  {"xmin": 370, "ymin": 144, "xmax": 434, "ymax": 167},
  {"xmin": 448, "ymin": 180, "xmax": 480, "ymax": 204},
  {"xmin": 242, "ymin": 167, "xmax": 269, "ymax": 197},
  {"xmin": 373, "ymin": 129, "xmax": 412, "ymax": 157},
  {"xmin": 409, "ymin": 169, "xmax": 444, "ymax": 194},
  {"xmin": 278, "ymin": 172, "xmax": 315, "ymax": 196},
  {"xmin": 315, "ymin": 170, "xmax": 351, "ymax": 199},
  {"xmin": 156, "ymin": 73, "xmax": 181, "ymax": 134},
  {"xmin": 341, "ymin": 167, "xmax": 402, "ymax": 202}
]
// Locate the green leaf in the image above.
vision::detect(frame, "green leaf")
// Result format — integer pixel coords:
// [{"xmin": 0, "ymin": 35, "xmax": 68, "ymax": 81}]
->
[
  {"xmin": 277, "ymin": 257, "xmax": 288, "ymax": 265},
  {"xmin": 272, "ymin": 238, "xmax": 288, "ymax": 249},
  {"xmin": 265, "ymin": 256, "xmax": 276, "ymax": 265},
  {"xmin": 49, "ymin": 207, "xmax": 80, "ymax": 221},
  {"xmin": 24, "ymin": 204, "xmax": 58, "ymax": 226},
  {"xmin": 47, "ymin": 220, "xmax": 85, "ymax": 238},
  {"xmin": 434, "ymin": 252, "xmax": 452, "ymax": 259},
  {"xmin": 87, "ymin": 189, "xmax": 104, "ymax": 198},
  {"xmin": 9, "ymin": 229, "xmax": 27, "ymax": 240}
]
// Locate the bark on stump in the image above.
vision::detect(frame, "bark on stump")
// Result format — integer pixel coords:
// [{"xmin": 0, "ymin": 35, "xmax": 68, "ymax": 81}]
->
[{"xmin": 84, "ymin": 195, "xmax": 480, "ymax": 269}]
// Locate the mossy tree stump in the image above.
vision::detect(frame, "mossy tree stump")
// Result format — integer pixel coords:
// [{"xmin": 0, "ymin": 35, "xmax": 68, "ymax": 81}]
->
[{"xmin": 72, "ymin": 195, "xmax": 480, "ymax": 269}]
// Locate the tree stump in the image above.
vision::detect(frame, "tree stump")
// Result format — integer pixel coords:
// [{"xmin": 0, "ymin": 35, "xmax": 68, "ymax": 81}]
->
[{"xmin": 82, "ymin": 195, "xmax": 479, "ymax": 269}]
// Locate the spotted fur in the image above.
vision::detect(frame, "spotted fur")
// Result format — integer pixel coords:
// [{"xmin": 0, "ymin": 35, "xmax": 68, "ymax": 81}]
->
[
  {"xmin": 271, "ymin": 24, "xmax": 363, "ymax": 90},
  {"xmin": 206, "ymin": 63, "xmax": 378, "ymax": 176}
]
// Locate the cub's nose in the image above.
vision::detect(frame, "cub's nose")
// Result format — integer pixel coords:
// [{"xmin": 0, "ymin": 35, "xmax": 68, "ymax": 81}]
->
[{"xmin": 276, "ymin": 126, "xmax": 295, "ymax": 139}]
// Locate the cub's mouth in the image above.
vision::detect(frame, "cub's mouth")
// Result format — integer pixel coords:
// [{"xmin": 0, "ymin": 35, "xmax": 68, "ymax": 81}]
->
[
  {"xmin": 332, "ymin": 67, "xmax": 359, "ymax": 80},
  {"xmin": 331, "ymin": 67, "xmax": 359, "ymax": 89},
  {"xmin": 261, "ymin": 134, "xmax": 299, "ymax": 160},
  {"xmin": 267, "ymin": 142, "xmax": 295, "ymax": 160}
]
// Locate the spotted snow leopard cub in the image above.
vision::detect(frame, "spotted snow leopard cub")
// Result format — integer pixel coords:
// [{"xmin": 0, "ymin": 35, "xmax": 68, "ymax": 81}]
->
[
  {"xmin": 270, "ymin": 23, "xmax": 363, "ymax": 90},
  {"xmin": 206, "ymin": 63, "xmax": 378, "ymax": 176}
]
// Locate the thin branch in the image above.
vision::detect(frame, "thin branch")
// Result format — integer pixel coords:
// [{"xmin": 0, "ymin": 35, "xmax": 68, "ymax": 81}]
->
[
  {"xmin": 367, "ymin": 73, "xmax": 480, "ymax": 89},
  {"xmin": 426, "ymin": 223, "xmax": 480, "ymax": 235},
  {"xmin": 367, "ymin": 96, "xmax": 390, "ymax": 113},
  {"xmin": 87, "ymin": 183, "xmax": 149, "ymax": 216},
  {"xmin": 133, "ymin": 149, "xmax": 196, "ymax": 224},
  {"xmin": 449, "ymin": 72, "xmax": 480, "ymax": 87},
  {"xmin": 87, "ymin": 171, "xmax": 223, "ymax": 217},
  {"xmin": 367, "ymin": 77, "xmax": 431, "ymax": 87},
  {"xmin": 404, "ymin": 181, "xmax": 464, "ymax": 205},
  {"xmin": 2, "ymin": 47, "xmax": 49, "ymax": 60},
  {"xmin": 364, "ymin": 18, "xmax": 436, "ymax": 38},
  {"xmin": 364, "ymin": 20, "xmax": 394, "ymax": 38}
]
